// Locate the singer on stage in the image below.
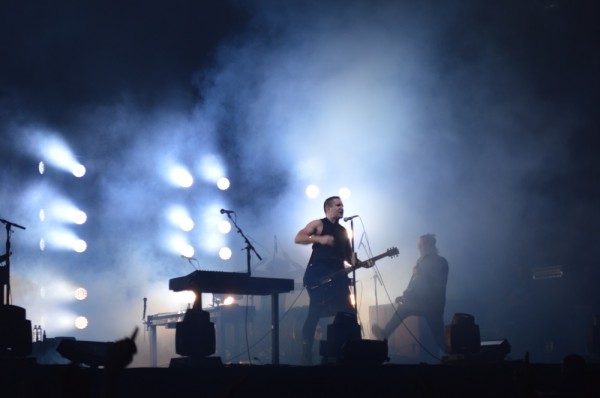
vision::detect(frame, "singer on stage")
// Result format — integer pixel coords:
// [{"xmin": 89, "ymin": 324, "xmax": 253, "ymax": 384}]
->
[{"xmin": 294, "ymin": 195, "xmax": 355, "ymax": 365}]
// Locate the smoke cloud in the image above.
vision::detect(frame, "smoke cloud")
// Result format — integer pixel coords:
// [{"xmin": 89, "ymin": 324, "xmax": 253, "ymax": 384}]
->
[{"xmin": 1, "ymin": 0, "xmax": 598, "ymax": 365}]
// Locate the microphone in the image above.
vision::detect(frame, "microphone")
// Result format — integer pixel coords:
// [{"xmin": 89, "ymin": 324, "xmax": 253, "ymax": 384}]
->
[
  {"xmin": 220, "ymin": 209, "xmax": 234, "ymax": 214},
  {"xmin": 142, "ymin": 298, "xmax": 147, "ymax": 320},
  {"xmin": 343, "ymin": 215, "xmax": 359, "ymax": 222}
]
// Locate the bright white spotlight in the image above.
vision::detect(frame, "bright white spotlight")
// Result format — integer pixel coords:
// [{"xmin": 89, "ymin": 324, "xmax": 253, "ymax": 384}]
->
[
  {"xmin": 169, "ymin": 166, "xmax": 194, "ymax": 188},
  {"xmin": 40, "ymin": 281, "xmax": 79, "ymax": 301},
  {"xmin": 47, "ymin": 199, "xmax": 87, "ymax": 225},
  {"xmin": 71, "ymin": 210, "xmax": 87, "ymax": 225},
  {"xmin": 71, "ymin": 163, "xmax": 86, "ymax": 178},
  {"xmin": 219, "ymin": 247, "xmax": 232, "ymax": 260},
  {"xmin": 217, "ymin": 220, "xmax": 231, "ymax": 234},
  {"xmin": 46, "ymin": 229, "xmax": 85, "ymax": 252},
  {"xmin": 74, "ymin": 287, "xmax": 88, "ymax": 301},
  {"xmin": 181, "ymin": 244, "xmax": 195, "ymax": 259},
  {"xmin": 306, "ymin": 184, "xmax": 320, "ymax": 198},
  {"xmin": 51, "ymin": 311, "xmax": 80, "ymax": 331},
  {"xmin": 168, "ymin": 235, "xmax": 199, "ymax": 258},
  {"xmin": 167, "ymin": 206, "xmax": 194, "ymax": 231},
  {"xmin": 175, "ymin": 291, "xmax": 196, "ymax": 306},
  {"xmin": 39, "ymin": 209, "xmax": 45, "ymax": 222},
  {"xmin": 74, "ymin": 316, "xmax": 88, "ymax": 330},
  {"xmin": 73, "ymin": 239, "xmax": 87, "ymax": 253},
  {"xmin": 223, "ymin": 296, "xmax": 235, "ymax": 306},
  {"xmin": 339, "ymin": 187, "xmax": 351, "ymax": 199},
  {"xmin": 37, "ymin": 134, "xmax": 83, "ymax": 176},
  {"xmin": 180, "ymin": 218, "xmax": 194, "ymax": 232},
  {"xmin": 39, "ymin": 238, "xmax": 45, "ymax": 251},
  {"xmin": 39, "ymin": 161, "xmax": 45, "ymax": 175},
  {"xmin": 216, "ymin": 177, "xmax": 230, "ymax": 190},
  {"xmin": 198, "ymin": 154, "xmax": 226, "ymax": 182}
]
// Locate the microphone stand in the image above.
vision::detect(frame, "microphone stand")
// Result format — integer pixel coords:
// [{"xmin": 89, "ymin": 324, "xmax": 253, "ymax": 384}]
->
[
  {"xmin": 372, "ymin": 269, "xmax": 383, "ymax": 325},
  {"xmin": 225, "ymin": 213, "xmax": 261, "ymax": 276},
  {"xmin": 348, "ymin": 218, "xmax": 358, "ymax": 318},
  {"xmin": 1, "ymin": 218, "xmax": 26, "ymax": 306}
]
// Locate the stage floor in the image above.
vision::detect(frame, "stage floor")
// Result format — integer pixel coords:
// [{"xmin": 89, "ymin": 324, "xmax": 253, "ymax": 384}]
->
[{"xmin": 2, "ymin": 357, "xmax": 600, "ymax": 397}]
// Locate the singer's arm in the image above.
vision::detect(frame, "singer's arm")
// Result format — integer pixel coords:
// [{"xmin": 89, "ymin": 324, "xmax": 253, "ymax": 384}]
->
[{"xmin": 295, "ymin": 219, "xmax": 330, "ymax": 245}]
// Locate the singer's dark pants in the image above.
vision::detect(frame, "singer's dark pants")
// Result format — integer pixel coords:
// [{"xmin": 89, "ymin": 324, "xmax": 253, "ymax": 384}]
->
[{"xmin": 302, "ymin": 283, "xmax": 354, "ymax": 347}]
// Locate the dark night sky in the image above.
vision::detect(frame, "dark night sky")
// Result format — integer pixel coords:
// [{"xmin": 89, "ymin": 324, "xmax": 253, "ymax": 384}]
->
[{"xmin": 1, "ymin": 0, "xmax": 599, "ymax": 364}]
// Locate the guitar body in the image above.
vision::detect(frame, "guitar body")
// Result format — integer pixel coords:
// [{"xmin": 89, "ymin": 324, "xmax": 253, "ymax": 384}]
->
[
  {"xmin": 303, "ymin": 247, "xmax": 399, "ymax": 314},
  {"xmin": 304, "ymin": 264, "xmax": 352, "ymax": 316}
]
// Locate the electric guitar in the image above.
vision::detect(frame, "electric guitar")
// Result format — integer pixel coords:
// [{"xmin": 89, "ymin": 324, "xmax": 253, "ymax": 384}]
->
[{"xmin": 305, "ymin": 247, "xmax": 399, "ymax": 292}]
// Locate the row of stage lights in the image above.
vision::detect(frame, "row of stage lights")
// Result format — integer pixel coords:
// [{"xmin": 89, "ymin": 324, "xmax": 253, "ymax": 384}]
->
[
  {"xmin": 35, "ymin": 135, "xmax": 91, "ymax": 334},
  {"xmin": 32, "ymin": 133, "xmax": 240, "ymax": 332},
  {"xmin": 32, "ymin": 131, "xmax": 356, "ymax": 330}
]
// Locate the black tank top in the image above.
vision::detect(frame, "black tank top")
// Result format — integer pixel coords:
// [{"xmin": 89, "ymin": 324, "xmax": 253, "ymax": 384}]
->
[{"xmin": 309, "ymin": 218, "xmax": 351, "ymax": 269}]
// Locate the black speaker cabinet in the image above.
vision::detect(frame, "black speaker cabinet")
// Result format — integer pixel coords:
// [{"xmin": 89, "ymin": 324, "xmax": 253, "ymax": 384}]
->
[
  {"xmin": 0, "ymin": 305, "xmax": 32, "ymax": 358},
  {"xmin": 320, "ymin": 311, "xmax": 361, "ymax": 359},
  {"xmin": 175, "ymin": 308, "xmax": 216, "ymax": 357}
]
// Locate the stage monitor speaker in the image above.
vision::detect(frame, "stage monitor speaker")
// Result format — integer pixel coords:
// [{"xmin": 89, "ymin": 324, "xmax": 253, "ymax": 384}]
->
[
  {"xmin": 0, "ymin": 305, "xmax": 33, "ymax": 358},
  {"xmin": 320, "ymin": 311, "xmax": 361, "ymax": 359},
  {"xmin": 338, "ymin": 339, "xmax": 389, "ymax": 366},
  {"xmin": 445, "ymin": 313, "xmax": 481, "ymax": 355},
  {"xmin": 480, "ymin": 339, "xmax": 511, "ymax": 361},
  {"xmin": 175, "ymin": 308, "xmax": 215, "ymax": 357},
  {"xmin": 587, "ymin": 315, "xmax": 600, "ymax": 355},
  {"xmin": 56, "ymin": 339, "xmax": 114, "ymax": 368}
]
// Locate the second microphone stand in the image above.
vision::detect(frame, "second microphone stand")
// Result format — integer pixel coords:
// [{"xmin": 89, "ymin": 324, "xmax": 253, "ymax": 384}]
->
[
  {"xmin": 348, "ymin": 218, "xmax": 358, "ymax": 318},
  {"xmin": 225, "ymin": 212, "xmax": 262, "ymax": 276}
]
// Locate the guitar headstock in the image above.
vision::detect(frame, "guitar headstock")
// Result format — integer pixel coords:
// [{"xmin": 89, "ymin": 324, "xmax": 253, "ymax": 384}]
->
[{"xmin": 387, "ymin": 247, "xmax": 399, "ymax": 258}]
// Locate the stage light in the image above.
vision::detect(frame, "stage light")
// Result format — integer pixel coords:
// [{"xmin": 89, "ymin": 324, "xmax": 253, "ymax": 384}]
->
[
  {"xmin": 339, "ymin": 187, "xmax": 351, "ymax": 199},
  {"xmin": 35, "ymin": 134, "xmax": 84, "ymax": 176},
  {"xmin": 167, "ymin": 206, "xmax": 194, "ymax": 231},
  {"xmin": 180, "ymin": 218, "xmax": 194, "ymax": 232},
  {"xmin": 46, "ymin": 199, "xmax": 87, "ymax": 225},
  {"xmin": 39, "ymin": 209, "xmax": 45, "ymax": 222},
  {"xmin": 222, "ymin": 296, "xmax": 235, "ymax": 306},
  {"xmin": 41, "ymin": 281, "xmax": 80, "ymax": 302},
  {"xmin": 74, "ymin": 316, "xmax": 88, "ymax": 330},
  {"xmin": 39, "ymin": 238, "xmax": 45, "ymax": 251},
  {"xmin": 173, "ymin": 291, "xmax": 196, "ymax": 306},
  {"xmin": 74, "ymin": 288, "xmax": 88, "ymax": 301},
  {"xmin": 44, "ymin": 310, "xmax": 80, "ymax": 333},
  {"xmin": 71, "ymin": 210, "xmax": 87, "ymax": 225},
  {"xmin": 167, "ymin": 234, "xmax": 195, "ymax": 257},
  {"xmin": 168, "ymin": 165, "xmax": 194, "ymax": 188},
  {"xmin": 45, "ymin": 229, "xmax": 86, "ymax": 252},
  {"xmin": 71, "ymin": 163, "xmax": 86, "ymax": 178},
  {"xmin": 216, "ymin": 177, "xmax": 230, "ymax": 190},
  {"xmin": 217, "ymin": 220, "xmax": 231, "ymax": 234},
  {"xmin": 73, "ymin": 239, "xmax": 87, "ymax": 253},
  {"xmin": 305, "ymin": 184, "xmax": 319, "ymax": 198},
  {"xmin": 180, "ymin": 244, "xmax": 195, "ymax": 259},
  {"xmin": 198, "ymin": 153, "xmax": 226, "ymax": 182},
  {"xmin": 219, "ymin": 247, "xmax": 232, "ymax": 260}
]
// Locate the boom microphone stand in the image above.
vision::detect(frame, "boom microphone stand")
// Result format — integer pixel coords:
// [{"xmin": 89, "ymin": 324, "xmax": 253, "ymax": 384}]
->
[
  {"xmin": 348, "ymin": 218, "xmax": 358, "ymax": 318},
  {"xmin": 1, "ymin": 218, "xmax": 26, "ymax": 306},
  {"xmin": 0, "ymin": 217, "xmax": 31, "ymax": 358},
  {"xmin": 224, "ymin": 212, "xmax": 262, "ymax": 276}
]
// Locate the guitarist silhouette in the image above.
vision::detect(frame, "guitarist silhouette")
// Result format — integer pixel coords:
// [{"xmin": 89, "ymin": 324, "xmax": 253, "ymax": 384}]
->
[{"xmin": 294, "ymin": 196, "xmax": 397, "ymax": 365}]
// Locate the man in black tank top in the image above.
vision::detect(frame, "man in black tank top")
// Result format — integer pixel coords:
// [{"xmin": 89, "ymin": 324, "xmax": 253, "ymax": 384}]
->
[{"xmin": 294, "ymin": 196, "xmax": 355, "ymax": 365}]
